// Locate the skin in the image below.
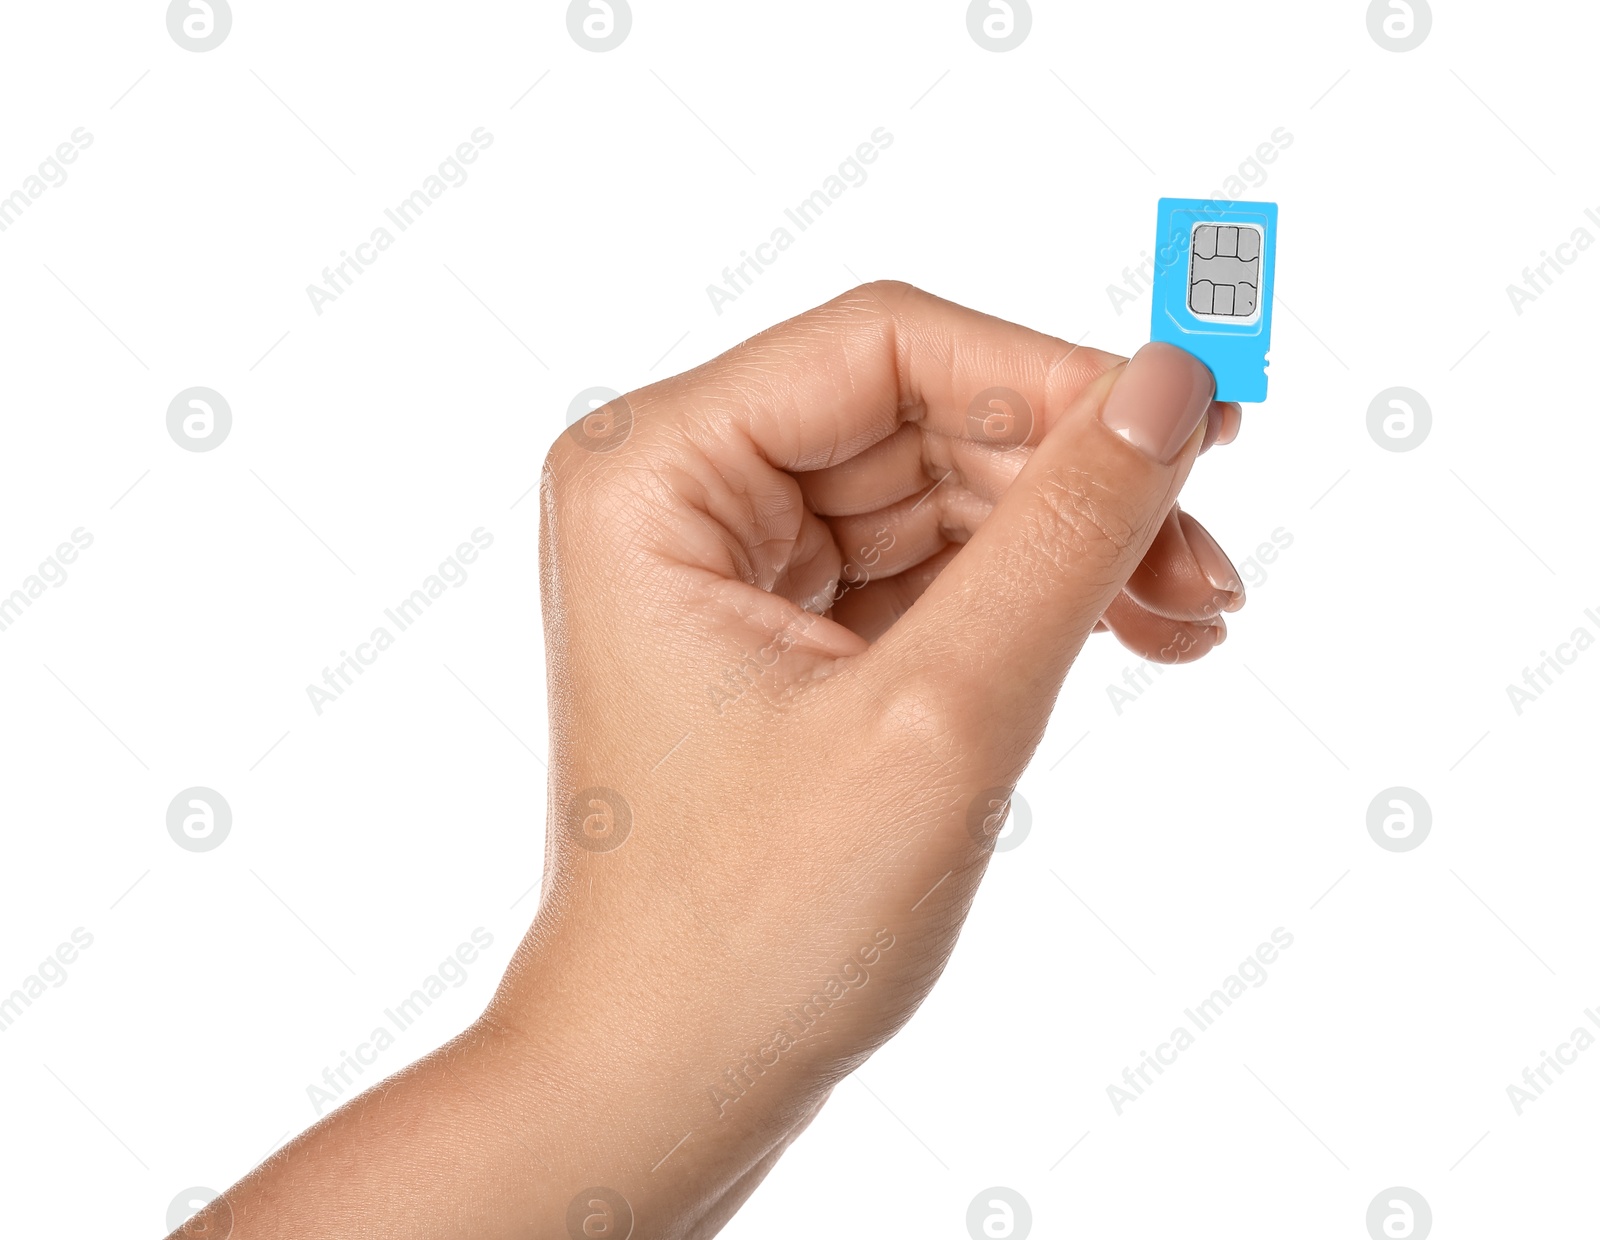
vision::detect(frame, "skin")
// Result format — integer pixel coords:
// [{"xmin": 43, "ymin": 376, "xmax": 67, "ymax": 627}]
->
[{"xmin": 173, "ymin": 283, "xmax": 1248, "ymax": 1240}]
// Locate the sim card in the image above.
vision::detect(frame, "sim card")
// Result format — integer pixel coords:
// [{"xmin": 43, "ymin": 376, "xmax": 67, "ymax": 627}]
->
[{"xmin": 1149, "ymin": 198, "xmax": 1277, "ymax": 403}]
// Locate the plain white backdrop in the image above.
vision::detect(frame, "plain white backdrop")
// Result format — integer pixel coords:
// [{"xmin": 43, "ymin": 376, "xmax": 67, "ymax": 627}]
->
[{"xmin": 1, "ymin": 0, "xmax": 1595, "ymax": 1235}]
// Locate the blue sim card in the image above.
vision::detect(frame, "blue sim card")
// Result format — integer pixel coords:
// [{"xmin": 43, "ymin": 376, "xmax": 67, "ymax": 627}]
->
[{"xmin": 1150, "ymin": 198, "xmax": 1277, "ymax": 403}]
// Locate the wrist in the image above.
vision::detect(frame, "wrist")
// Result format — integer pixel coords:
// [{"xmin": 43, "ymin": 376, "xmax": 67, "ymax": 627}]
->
[{"xmin": 476, "ymin": 928, "xmax": 823, "ymax": 1236}]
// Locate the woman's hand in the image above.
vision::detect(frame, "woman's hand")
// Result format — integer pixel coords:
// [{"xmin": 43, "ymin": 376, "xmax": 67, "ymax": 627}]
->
[{"xmin": 178, "ymin": 283, "xmax": 1247, "ymax": 1240}]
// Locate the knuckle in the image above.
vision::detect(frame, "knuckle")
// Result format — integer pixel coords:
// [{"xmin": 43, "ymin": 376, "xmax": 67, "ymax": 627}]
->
[
  {"xmin": 539, "ymin": 430, "xmax": 613, "ymax": 540},
  {"xmin": 539, "ymin": 434, "xmax": 581, "ymax": 520},
  {"xmin": 540, "ymin": 431, "xmax": 573, "ymax": 485},
  {"xmin": 859, "ymin": 278, "xmax": 916, "ymax": 301},
  {"xmin": 836, "ymin": 279, "xmax": 918, "ymax": 315},
  {"xmin": 869, "ymin": 672, "xmax": 958, "ymax": 756},
  {"xmin": 862, "ymin": 665, "xmax": 994, "ymax": 767},
  {"xmin": 1027, "ymin": 466, "xmax": 1140, "ymax": 579}
]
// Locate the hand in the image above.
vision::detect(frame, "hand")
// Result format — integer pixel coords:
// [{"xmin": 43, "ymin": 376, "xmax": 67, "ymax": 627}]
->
[{"xmin": 179, "ymin": 283, "xmax": 1248, "ymax": 1240}]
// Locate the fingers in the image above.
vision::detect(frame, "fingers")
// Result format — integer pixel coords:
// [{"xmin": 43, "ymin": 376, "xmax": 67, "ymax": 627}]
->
[
  {"xmin": 796, "ymin": 424, "xmax": 1028, "ymax": 515},
  {"xmin": 798, "ymin": 397, "xmax": 1238, "ymax": 517},
  {"xmin": 1096, "ymin": 504, "xmax": 1245, "ymax": 659},
  {"xmin": 1122, "ymin": 507, "xmax": 1245, "ymax": 621},
  {"xmin": 550, "ymin": 282, "xmax": 1119, "ymax": 627},
  {"xmin": 639, "ymin": 281, "xmax": 1123, "ymax": 472},
  {"xmin": 867, "ymin": 342, "xmax": 1216, "ymax": 750},
  {"xmin": 1100, "ymin": 592, "xmax": 1225, "ymax": 663},
  {"xmin": 830, "ymin": 544, "xmax": 961, "ymax": 643},
  {"xmin": 833, "ymin": 553, "xmax": 1233, "ymax": 658},
  {"xmin": 1200, "ymin": 402, "xmax": 1242, "ymax": 454},
  {"xmin": 823, "ymin": 487, "xmax": 985, "ymax": 582},
  {"xmin": 828, "ymin": 503, "xmax": 1249, "ymax": 658},
  {"xmin": 828, "ymin": 493, "xmax": 1246, "ymax": 626},
  {"xmin": 797, "ymin": 424, "xmax": 934, "ymax": 515}
]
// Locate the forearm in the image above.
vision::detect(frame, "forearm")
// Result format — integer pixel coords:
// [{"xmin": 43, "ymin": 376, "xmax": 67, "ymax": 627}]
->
[{"xmin": 177, "ymin": 935, "xmax": 819, "ymax": 1240}]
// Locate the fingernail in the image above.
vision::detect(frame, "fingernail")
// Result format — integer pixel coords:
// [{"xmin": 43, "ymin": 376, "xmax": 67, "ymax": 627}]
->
[
  {"xmin": 1207, "ymin": 617, "xmax": 1228, "ymax": 646},
  {"xmin": 1183, "ymin": 516, "xmax": 1246, "ymax": 612},
  {"xmin": 1100, "ymin": 342, "xmax": 1215, "ymax": 464}
]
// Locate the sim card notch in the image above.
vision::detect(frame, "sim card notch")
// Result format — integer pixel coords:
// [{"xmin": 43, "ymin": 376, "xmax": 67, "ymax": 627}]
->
[{"xmin": 1149, "ymin": 198, "xmax": 1277, "ymax": 403}]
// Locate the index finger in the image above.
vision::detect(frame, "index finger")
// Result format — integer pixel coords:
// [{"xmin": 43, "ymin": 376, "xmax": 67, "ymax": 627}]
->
[{"xmin": 634, "ymin": 281, "xmax": 1124, "ymax": 472}]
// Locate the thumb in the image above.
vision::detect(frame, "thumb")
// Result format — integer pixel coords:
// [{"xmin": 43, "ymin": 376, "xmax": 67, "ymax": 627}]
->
[{"xmin": 872, "ymin": 341, "xmax": 1216, "ymax": 739}]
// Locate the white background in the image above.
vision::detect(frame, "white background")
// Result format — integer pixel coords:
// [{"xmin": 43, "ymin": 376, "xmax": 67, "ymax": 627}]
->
[{"xmin": 1, "ymin": 1, "xmax": 1595, "ymax": 1236}]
